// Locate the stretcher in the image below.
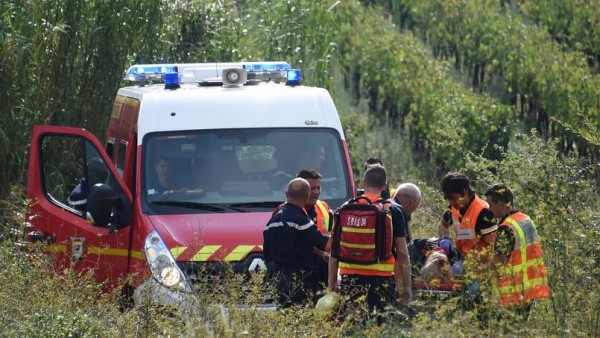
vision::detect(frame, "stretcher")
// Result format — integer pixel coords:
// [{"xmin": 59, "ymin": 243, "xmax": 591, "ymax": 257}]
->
[
  {"xmin": 409, "ymin": 237, "xmax": 464, "ymax": 298},
  {"xmin": 413, "ymin": 279, "xmax": 464, "ymax": 307}
]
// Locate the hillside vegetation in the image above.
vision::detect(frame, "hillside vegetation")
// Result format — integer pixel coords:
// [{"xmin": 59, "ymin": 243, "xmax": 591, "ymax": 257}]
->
[{"xmin": 1, "ymin": 0, "xmax": 599, "ymax": 336}]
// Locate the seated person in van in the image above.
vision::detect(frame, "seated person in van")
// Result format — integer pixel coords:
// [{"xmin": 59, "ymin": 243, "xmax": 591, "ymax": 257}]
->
[
  {"xmin": 268, "ymin": 143, "xmax": 331, "ymax": 190},
  {"xmin": 68, "ymin": 158, "xmax": 109, "ymax": 212},
  {"xmin": 148, "ymin": 156, "xmax": 181, "ymax": 195}
]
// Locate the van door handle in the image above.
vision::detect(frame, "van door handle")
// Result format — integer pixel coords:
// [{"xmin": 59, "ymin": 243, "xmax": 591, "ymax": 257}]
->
[{"xmin": 27, "ymin": 231, "xmax": 56, "ymax": 243}]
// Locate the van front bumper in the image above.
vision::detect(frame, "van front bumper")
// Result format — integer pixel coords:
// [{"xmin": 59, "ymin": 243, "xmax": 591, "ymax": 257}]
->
[{"xmin": 133, "ymin": 277, "xmax": 194, "ymax": 310}]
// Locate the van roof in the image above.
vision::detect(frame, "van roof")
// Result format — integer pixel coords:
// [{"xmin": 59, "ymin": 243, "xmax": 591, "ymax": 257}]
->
[{"xmin": 117, "ymin": 82, "xmax": 345, "ymax": 142}]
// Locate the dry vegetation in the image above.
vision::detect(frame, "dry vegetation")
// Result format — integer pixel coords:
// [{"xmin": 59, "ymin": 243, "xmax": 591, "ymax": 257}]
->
[{"xmin": 1, "ymin": 0, "xmax": 599, "ymax": 336}]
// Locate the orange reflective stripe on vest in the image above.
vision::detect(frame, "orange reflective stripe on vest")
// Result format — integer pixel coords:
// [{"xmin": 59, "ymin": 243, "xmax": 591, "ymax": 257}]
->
[
  {"xmin": 494, "ymin": 212, "xmax": 550, "ymax": 306},
  {"xmin": 451, "ymin": 195, "xmax": 488, "ymax": 257},
  {"xmin": 315, "ymin": 200, "xmax": 331, "ymax": 234}
]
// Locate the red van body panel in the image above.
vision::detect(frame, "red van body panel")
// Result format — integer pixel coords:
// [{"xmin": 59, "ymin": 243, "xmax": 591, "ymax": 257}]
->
[
  {"xmin": 146, "ymin": 213, "xmax": 269, "ymax": 262},
  {"xmin": 26, "ymin": 126, "xmax": 134, "ymax": 288}
]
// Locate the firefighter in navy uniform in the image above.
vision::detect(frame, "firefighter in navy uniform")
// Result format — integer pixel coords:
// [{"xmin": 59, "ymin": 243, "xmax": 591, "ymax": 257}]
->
[
  {"xmin": 263, "ymin": 178, "xmax": 331, "ymax": 308},
  {"xmin": 68, "ymin": 158, "xmax": 109, "ymax": 213},
  {"xmin": 328, "ymin": 165, "xmax": 412, "ymax": 322},
  {"xmin": 296, "ymin": 169, "xmax": 333, "ymax": 290}
]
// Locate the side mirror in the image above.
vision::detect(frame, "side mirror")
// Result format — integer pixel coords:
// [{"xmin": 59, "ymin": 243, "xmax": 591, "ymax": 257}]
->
[
  {"xmin": 87, "ymin": 184, "xmax": 132, "ymax": 232},
  {"xmin": 87, "ymin": 184, "xmax": 115, "ymax": 227}
]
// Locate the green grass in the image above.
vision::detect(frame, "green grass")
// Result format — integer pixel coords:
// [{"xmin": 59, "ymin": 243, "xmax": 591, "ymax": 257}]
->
[
  {"xmin": 1, "ymin": 134, "xmax": 598, "ymax": 336},
  {"xmin": 1, "ymin": 0, "xmax": 599, "ymax": 335}
]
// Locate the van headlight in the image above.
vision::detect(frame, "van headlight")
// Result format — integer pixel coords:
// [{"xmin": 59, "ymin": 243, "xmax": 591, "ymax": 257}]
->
[{"xmin": 144, "ymin": 230, "xmax": 191, "ymax": 291}]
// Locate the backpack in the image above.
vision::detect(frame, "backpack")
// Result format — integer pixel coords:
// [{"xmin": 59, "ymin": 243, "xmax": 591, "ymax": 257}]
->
[{"xmin": 332, "ymin": 196, "xmax": 393, "ymax": 264}]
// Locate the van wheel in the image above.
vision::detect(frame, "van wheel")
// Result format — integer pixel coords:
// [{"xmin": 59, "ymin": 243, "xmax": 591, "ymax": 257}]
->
[{"xmin": 119, "ymin": 284, "xmax": 135, "ymax": 312}]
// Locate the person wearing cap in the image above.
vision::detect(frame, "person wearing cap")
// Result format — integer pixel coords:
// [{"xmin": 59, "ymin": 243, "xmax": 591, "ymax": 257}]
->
[
  {"xmin": 68, "ymin": 158, "xmax": 109, "ymax": 213},
  {"xmin": 484, "ymin": 183, "xmax": 550, "ymax": 320}
]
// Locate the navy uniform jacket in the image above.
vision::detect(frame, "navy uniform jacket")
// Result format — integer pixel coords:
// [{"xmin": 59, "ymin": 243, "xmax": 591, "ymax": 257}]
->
[
  {"xmin": 263, "ymin": 203, "xmax": 329, "ymax": 271},
  {"xmin": 68, "ymin": 179, "xmax": 89, "ymax": 212}
]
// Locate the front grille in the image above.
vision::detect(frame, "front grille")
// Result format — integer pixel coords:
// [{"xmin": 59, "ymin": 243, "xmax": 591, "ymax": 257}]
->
[{"xmin": 176, "ymin": 253, "xmax": 273, "ymax": 305}]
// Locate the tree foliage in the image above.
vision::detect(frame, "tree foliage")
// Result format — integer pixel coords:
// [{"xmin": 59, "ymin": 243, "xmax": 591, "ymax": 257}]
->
[
  {"xmin": 1, "ymin": 0, "xmax": 600, "ymax": 335},
  {"xmin": 371, "ymin": 0, "xmax": 600, "ymax": 160},
  {"xmin": 464, "ymin": 133, "xmax": 600, "ymax": 335}
]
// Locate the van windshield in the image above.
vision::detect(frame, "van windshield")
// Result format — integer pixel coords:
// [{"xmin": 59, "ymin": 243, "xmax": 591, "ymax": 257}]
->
[{"xmin": 142, "ymin": 128, "xmax": 351, "ymax": 214}]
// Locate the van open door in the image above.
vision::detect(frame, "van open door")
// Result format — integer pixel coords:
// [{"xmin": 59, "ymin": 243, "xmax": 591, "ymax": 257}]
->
[{"xmin": 26, "ymin": 125, "xmax": 133, "ymax": 288}]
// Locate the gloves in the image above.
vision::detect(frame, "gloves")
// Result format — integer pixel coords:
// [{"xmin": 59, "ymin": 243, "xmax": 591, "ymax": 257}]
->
[
  {"xmin": 451, "ymin": 260, "xmax": 464, "ymax": 275},
  {"xmin": 438, "ymin": 238, "xmax": 452, "ymax": 255}
]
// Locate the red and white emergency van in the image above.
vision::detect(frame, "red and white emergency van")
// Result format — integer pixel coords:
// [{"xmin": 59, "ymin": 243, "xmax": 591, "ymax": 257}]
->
[{"xmin": 26, "ymin": 61, "xmax": 356, "ymax": 307}]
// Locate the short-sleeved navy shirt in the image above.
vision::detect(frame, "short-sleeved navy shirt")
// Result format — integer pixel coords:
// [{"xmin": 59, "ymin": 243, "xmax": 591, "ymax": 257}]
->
[
  {"xmin": 389, "ymin": 197, "xmax": 409, "ymax": 241},
  {"xmin": 263, "ymin": 203, "xmax": 329, "ymax": 270}
]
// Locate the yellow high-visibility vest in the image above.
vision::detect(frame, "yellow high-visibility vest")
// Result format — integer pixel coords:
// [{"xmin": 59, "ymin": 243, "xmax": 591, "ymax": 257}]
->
[{"xmin": 494, "ymin": 211, "xmax": 550, "ymax": 305}]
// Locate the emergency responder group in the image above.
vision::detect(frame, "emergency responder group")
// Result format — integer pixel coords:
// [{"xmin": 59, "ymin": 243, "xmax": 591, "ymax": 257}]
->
[{"xmin": 263, "ymin": 160, "xmax": 549, "ymax": 322}]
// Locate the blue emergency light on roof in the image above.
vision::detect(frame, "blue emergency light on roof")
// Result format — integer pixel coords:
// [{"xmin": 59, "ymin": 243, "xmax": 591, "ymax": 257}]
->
[
  {"xmin": 243, "ymin": 62, "xmax": 290, "ymax": 72},
  {"xmin": 244, "ymin": 62, "xmax": 291, "ymax": 83},
  {"xmin": 124, "ymin": 61, "xmax": 300, "ymax": 86},
  {"xmin": 286, "ymin": 69, "xmax": 301, "ymax": 86},
  {"xmin": 125, "ymin": 64, "xmax": 178, "ymax": 82},
  {"xmin": 164, "ymin": 72, "xmax": 180, "ymax": 90}
]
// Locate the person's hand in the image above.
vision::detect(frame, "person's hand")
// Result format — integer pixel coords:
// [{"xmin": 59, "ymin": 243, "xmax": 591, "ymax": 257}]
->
[
  {"xmin": 439, "ymin": 210, "xmax": 452, "ymax": 238},
  {"xmin": 441, "ymin": 210, "xmax": 452, "ymax": 228},
  {"xmin": 321, "ymin": 251, "xmax": 330, "ymax": 263}
]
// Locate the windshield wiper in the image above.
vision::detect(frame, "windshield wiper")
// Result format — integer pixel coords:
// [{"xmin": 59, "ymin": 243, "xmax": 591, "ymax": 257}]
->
[
  {"xmin": 151, "ymin": 201, "xmax": 250, "ymax": 213},
  {"xmin": 151, "ymin": 201, "xmax": 227, "ymax": 212},
  {"xmin": 229, "ymin": 201, "xmax": 282, "ymax": 208}
]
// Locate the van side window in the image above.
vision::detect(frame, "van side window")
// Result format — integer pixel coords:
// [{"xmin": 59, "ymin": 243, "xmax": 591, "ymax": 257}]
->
[
  {"xmin": 116, "ymin": 141, "xmax": 127, "ymax": 177},
  {"xmin": 40, "ymin": 135, "xmax": 114, "ymax": 217}
]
